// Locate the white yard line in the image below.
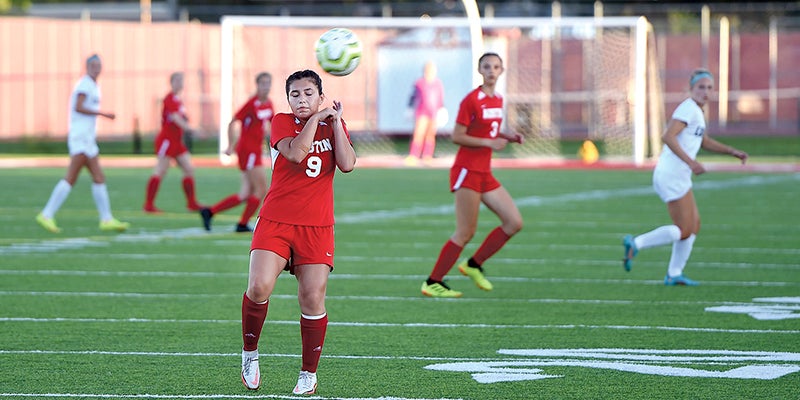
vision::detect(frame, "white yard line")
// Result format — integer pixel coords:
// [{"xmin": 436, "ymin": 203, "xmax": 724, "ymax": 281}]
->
[
  {"xmin": 0, "ymin": 270, "xmax": 797, "ymax": 286},
  {"xmin": 0, "ymin": 317, "xmax": 797, "ymax": 335}
]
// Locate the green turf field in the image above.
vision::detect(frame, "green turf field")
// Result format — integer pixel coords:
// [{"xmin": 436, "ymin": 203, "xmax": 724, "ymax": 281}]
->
[{"xmin": 1, "ymin": 164, "xmax": 798, "ymax": 399}]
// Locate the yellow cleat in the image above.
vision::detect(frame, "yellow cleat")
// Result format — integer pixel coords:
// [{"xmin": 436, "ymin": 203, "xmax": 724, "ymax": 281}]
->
[
  {"xmin": 458, "ymin": 260, "xmax": 493, "ymax": 291},
  {"xmin": 35, "ymin": 213, "xmax": 61, "ymax": 233},
  {"xmin": 421, "ymin": 281, "xmax": 462, "ymax": 298},
  {"xmin": 99, "ymin": 218, "xmax": 130, "ymax": 232},
  {"xmin": 403, "ymin": 155, "xmax": 420, "ymax": 167}
]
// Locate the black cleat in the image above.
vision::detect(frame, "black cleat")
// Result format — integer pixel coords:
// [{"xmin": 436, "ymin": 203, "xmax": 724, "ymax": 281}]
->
[
  {"xmin": 200, "ymin": 208, "xmax": 213, "ymax": 231},
  {"xmin": 235, "ymin": 223, "xmax": 253, "ymax": 233}
]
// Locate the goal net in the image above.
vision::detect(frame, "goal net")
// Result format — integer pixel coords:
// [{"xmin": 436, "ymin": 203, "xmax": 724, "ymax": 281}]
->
[{"xmin": 220, "ymin": 16, "xmax": 663, "ymax": 165}]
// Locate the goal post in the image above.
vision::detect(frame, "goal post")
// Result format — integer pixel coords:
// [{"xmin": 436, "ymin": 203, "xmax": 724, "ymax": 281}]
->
[{"xmin": 219, "ymin": 15, "xmax": 663, "ymax": 165}]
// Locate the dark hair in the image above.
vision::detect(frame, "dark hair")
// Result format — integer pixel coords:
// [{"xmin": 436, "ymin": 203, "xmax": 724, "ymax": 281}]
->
[
  {"xmin": 478, "ymin": 52, "xmax": 502, "ymax": 66},
  {"xmin": 256, "ymin": 72, "xmax": 271, "ymax": 84},
  {"xmin": 285, "ymin": 70, "xmax": 322, "ymax": 97}
]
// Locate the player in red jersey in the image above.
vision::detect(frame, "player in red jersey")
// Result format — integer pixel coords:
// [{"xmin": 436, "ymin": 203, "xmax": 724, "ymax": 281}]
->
[
  {"xmin": 200, "ymin": 72, "xmax": 274, "ymax": 233},
  {"xmin": 421, "ymin": 53, "xmax": 524, "ymax": 298},
  {"xmin": 143, "ymin": 72, "xmax": 204, "ymax": 213},
  {"xmin": 239, "ymin": 70, "xmax": 356, "ymax": 394}
]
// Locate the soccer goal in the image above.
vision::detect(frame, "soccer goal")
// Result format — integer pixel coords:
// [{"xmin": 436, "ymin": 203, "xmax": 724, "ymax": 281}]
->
[{"xmin": 220, "ymin": 16, "xmax": 663, "ymax": 165}]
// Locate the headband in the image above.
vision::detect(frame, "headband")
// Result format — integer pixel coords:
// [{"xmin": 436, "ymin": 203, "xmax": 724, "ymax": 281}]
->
[{"xmin": 690, "ymin": 72, "xmax": 713, "ymax": 87}]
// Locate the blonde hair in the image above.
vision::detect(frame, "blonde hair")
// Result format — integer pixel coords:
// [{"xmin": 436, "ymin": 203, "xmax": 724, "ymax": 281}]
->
[{"xmin": 689, "ymin": 68, "xmax": 713, "ymax": 87}]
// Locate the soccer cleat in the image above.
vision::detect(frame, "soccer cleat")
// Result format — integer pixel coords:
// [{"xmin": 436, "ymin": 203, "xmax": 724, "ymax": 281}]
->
[
  {"xmin": 142, "ymin": 205, "xmax": 163, "ymax": 214},
  {"xmin": 622, "ymin": 234, "xmax": 638, "ymax": 272},
  {"xmin": 458, "ymin": 260, "xmax": 493, "ymax": 291},
  {"xmin": 200, "ymin": 208, "xmax": 213, "ymax": 231},
  {"xmin": 241, "ymin": 349, "xmax": 260, "ymax": 390},
  {"xmin": 664, "ymin": 274, "xmax": 699, "ymax": 286},
  {"xmin": 235, "ymin": 223, "xmax": 253, "ymax": 233},
  {"xmin": 35, "ymin": 213, "xmax": 61, "ymax": 233},
  {"xmin": 292, "ymin": 370, "xmax": 317, "ymax": 395},
  {"xmin": 99, "ymin": 218, "xmax": 130, "ymax": 232},
  {"xmin": 403, "ymin": 155, "xmax": 419, "ymax": 167},
  {"xmin": 421, "ymin": 281, "xmax": 462, "ymax": 298}
]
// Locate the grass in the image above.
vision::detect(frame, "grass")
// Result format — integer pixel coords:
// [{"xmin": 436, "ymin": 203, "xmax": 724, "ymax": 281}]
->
[{"xmin": 0, "ymin": 162, "xmax": 799, "ymax": 399}]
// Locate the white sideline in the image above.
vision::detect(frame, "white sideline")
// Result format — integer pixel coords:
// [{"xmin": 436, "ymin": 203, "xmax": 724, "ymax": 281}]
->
[
  {"xmin": 0, "ymin": 393, "xmax": 459, "ymax": 400},
  {"xmin": 3, "ymin": 174, "xmax": 797, "ymax": 256}
]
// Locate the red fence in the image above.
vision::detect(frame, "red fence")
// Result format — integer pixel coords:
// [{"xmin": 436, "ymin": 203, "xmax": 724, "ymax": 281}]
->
[{"xmin": 0, "ymin": 17, "xmax": 798, "ymax": 141}]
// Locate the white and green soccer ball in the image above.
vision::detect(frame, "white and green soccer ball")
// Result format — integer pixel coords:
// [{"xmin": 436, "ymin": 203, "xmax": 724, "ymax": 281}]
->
[{"xmin": 315, "ymin": 28, "xmax": 363, "ymax": 76}]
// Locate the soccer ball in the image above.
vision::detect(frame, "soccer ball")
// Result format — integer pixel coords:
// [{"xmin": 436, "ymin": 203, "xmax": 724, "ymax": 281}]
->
[{"xmin": 314, "ymin": 28, "xmax": 362, "ymax": 76}]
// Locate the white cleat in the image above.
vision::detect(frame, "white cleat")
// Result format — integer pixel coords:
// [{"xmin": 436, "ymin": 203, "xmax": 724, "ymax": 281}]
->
[
  {"xmin": 292, "ymin": 370, "xmax": 317, "ymax": 395},
  {"xmin": 241, "ymin": 349, "xmax": 260, "ymax": 390}
]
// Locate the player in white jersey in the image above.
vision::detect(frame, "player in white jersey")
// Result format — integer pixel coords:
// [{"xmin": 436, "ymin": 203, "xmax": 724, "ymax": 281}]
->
[
  {"xmin": 622, "ymin": 69, "xmax": 748, "ymax": 286},
  {"xmin": 36, "ymin": 54, "xmax": 130, "ymax": 233}
]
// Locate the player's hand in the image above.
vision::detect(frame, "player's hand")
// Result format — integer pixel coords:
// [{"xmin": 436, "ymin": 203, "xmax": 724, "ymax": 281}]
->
[
  {"xmin": 224, "ymin": 146, "xmax": 233, "ymax": 156},
  {"xmin": 331, "ymin": 100, "xmax": 343, "ymax": 121},
  {"xmin": 732, "ymin": 149, "xmax": 748, "ymax": 164},
  {"xmin": 689, "ymin": 160, "xmax": 706, "ymax": 175},
  {"xmin": 103, "ymin": 112, "xmax": 116, "ymax": 120},
  {"xmin": 503, "ymin": 132, "xmax": 524, "ymax": 144},
  {"xmin": 489, "ymin": 138, "xmax": 509, "ymax": 151},
  {"xmin": 316, "ymin": 106, "xmax": 337, "ymax": 122}
]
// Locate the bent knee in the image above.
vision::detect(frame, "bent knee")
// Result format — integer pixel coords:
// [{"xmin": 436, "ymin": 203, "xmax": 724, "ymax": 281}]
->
[
  {"xmin": 678, "ymin": 227, "xmax": 694, "ymax": 240},
  {"xmin": 452, "ymin": 231, "xmax": 475, "ymax": 246},
  {"xmin": 505, "ymin": 219, "xmax": 523, "ymax": 236}
]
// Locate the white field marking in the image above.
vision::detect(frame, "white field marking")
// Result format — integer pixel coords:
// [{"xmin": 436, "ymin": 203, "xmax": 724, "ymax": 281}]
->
[
  {"xmin": 705, "ymin": 296, "xmax": 800, "ymax": 320},
  {"xmin": 0, "ymin": 269, "xmax": 797, "ymax": 287},
  {"xmin": 340, "ymin": 241, "xmax": 800, "ymax": 256},
  {"xmin": 425, "ymin": 348, "xmax": 800, "ymax": 382},
  {"xmin": 337, "ymin": 174, "xmax": 799, "ymax": 224},
  {"xmin": 0, "ymin": 317, "xmax": 797, "ymax": 334},
  {"xmin": 6, "ymin": 252, "xmax": 800, "ymax": 271},
  {"xmin": 2, "ymin": 348, "xmax": 799, "ymax": 364},
  {"xmin": 0, "ymin": 228, "xmax": 210, "ymax": 255},
  {"xmin": 0, "ymin": 289, "xmax": 789, "ymax": 306},
  {"xmin": 5, "ymin": 174, "xmax": 794, "ymax": 256},
  {"xmin": 0, "ymin": 268, "xmax": 798, "ymax": 287},
  {"xmin": 0, "ymin": 393, "xmax": 459, "ymax": 400}
]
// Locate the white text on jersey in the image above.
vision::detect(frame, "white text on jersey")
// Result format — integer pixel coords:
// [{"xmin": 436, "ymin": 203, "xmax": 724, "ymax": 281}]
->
[{"xmin": 309, "ymin": 138, "xmax": 333, "ymax": 154}]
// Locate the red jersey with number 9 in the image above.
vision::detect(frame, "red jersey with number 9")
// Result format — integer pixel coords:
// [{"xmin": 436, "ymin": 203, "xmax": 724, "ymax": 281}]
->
[
  {"xmin": 259, "ymin": 112, "xmax": 350, "ymax": 226},
  {"xmin": 453, "ymin": 87, "xmax": 504, "ymax": 172}
]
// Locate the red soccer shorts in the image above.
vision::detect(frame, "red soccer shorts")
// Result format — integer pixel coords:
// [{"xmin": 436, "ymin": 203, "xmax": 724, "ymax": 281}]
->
[
  {"xmin": 250, "ymin": 218, "xmax": 335, "ymax": 270},
  {"xmin": 155, "ymin": 136, "xmax": 189, "ymax": 158},
  {"xmin": 449, "ymin": 167, "xmax": 501, "ymax": 193},
  {"xmin": 237, "ymin": 150, "xmax": 264, "ymax": 171}
]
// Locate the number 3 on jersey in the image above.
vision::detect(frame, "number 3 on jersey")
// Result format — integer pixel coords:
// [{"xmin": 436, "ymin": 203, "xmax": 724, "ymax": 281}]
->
[
  {"xmin": 490, "ymin": 121, "xmax": 499, "ymax": 138},
  {"xmin": 306, "ymin": 156, "xmax": 322, "ymax": 177}
]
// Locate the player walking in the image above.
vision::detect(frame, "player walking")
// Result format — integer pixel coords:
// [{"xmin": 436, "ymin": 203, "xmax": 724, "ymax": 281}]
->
[{"xmin": 143, "ymin": 72, "xmax": 204, "ymax": 213}]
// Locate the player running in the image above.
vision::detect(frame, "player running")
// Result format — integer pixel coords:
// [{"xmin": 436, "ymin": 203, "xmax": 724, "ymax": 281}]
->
[
  {"xmin": 36, "ymin": 54, "xmax": 129, "ymax": 233},
  {"xmin": 200, "ymin": 72, "xmax": 274, "ymax": 232},
  {"xmin": 622, "ymin": 68, "xmax": 748, "ymax": 286},
  {"xmin": 421, "ymin": 53, "xmax": 524, "ymax": 298}
]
